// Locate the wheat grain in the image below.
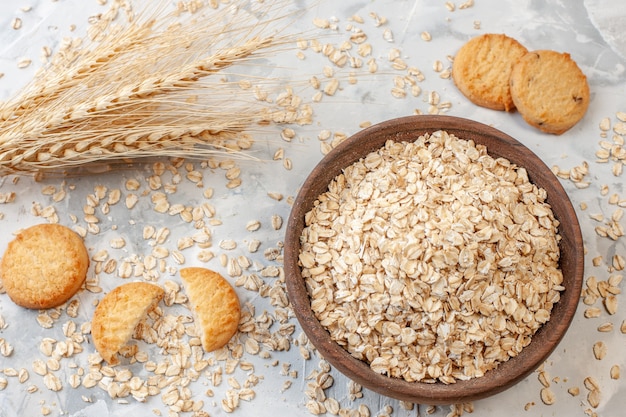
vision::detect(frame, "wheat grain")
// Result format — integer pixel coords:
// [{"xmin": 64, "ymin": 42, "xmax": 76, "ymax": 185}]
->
[{"xmin": 0, "ymin": 0, "xmax": 307, "ymax": 174}]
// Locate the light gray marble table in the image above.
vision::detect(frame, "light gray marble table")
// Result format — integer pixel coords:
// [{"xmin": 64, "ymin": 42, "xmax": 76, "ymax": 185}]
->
[{"xmin": 0, "ymin": 1, "xmax": 624, "ymax": 416}]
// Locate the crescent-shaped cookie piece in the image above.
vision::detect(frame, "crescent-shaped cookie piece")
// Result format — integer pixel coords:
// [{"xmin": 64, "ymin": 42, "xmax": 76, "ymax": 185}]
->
[
  {"xmin": 180, "ymin": 267, "xmax": 241, "ymax": 353},
  {"xmin": 91, "ymin": 282, "xmax": 164, "ymax": 365}
]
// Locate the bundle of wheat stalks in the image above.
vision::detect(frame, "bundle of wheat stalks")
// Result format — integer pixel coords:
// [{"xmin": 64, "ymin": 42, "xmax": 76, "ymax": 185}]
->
[{"xmin": 0, "ymin": 0, "xmax": 310, "ymax": 174}]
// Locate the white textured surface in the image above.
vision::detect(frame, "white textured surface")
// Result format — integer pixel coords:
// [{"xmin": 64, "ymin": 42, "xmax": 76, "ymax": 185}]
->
[
  {"xmin": 0, "ymin": 1, "xmax": 624, "ymax": 417},
  {"xmin": 585, "ymin": 0, "xmax": 626, "ymax": 59}
]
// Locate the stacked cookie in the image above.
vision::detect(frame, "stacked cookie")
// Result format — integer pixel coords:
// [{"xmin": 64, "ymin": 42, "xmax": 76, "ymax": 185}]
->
[{"xmin": 452, "ymin": 33, "xmax": 590, "ymax": 135}]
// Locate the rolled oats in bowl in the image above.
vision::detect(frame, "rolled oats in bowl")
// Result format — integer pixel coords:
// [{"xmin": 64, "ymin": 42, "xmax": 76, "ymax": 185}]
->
[{"xmin": 298, "ymin": 130, "xmax": 564, "ymax": 384}]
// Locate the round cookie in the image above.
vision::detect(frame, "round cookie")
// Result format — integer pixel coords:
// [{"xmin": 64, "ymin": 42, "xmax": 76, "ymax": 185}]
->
[
  {"xmin": 180, "ymin": 267, "xmax": 241, "ymax": 352},
  {"xmin": 509, "ymin": 50, "xmax": 590, "ymax": 135},
  {"xmin": 509, "ymin": 50, "xmax": 589, "ymax": 135},
  {"xmin": 452, "ymin": 33, "xmax": 528, "ymax": 111},
  {"xmin": 1, "ymin": 223, "xmax": 89, "ymax": 309}
]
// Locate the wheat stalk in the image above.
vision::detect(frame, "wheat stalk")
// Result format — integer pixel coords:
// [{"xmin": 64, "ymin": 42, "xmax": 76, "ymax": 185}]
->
[{"xmin": 0, "ymin": 0, "xmax": 309, "ymax": 174}]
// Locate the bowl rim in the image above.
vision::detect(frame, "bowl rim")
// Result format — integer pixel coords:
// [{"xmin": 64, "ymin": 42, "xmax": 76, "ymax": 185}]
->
[{"xmin": 284, "ymin": 115, "xmax": 584, "ymax": 404}]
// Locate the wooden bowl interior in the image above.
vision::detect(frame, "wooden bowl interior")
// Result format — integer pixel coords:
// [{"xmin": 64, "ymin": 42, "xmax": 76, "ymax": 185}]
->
[{"xmin": 284, "ymin": 115, "xmax": 584, "ymax": 404}]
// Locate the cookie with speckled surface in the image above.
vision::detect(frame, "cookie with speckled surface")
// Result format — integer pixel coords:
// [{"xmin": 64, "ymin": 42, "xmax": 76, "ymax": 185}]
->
[
  {"xmin": 509, "ymin": 50, "xmax": 590, "ymax": 134},
  {"xmin": 180, "ymin": 267, "xmax": 241, "ymax": 353},
  {"xmin": 452, "ymin": 33, "xmax": 528, "ymax": 111},
  {"xmin": 91, "ymin": 282, "xmax": 164, "ymax": 365},
  {"xmin": 1, "ymin": 223, "xmax": 89, "ymax": 309}
]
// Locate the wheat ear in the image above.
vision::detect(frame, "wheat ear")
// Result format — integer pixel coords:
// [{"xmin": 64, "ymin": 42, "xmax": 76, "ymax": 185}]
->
[{"xmin": 0, "ymin": 0, "xmax": 309, "ymax": 174}]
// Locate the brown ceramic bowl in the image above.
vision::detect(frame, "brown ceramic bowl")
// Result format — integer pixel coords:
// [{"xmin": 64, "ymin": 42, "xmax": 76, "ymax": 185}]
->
[{"xmin": 284, "ymin": 115, "xmax": 584, "ymax": 405}]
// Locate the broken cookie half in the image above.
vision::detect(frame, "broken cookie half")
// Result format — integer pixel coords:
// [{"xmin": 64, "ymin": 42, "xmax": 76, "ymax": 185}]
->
[
  {"xmin": 91, "ymin": 282, "xmax": 165, "ymax": 365},
  {"xmin": 180, "ymin": 267, "xmax": 241, "ymax": 353}
]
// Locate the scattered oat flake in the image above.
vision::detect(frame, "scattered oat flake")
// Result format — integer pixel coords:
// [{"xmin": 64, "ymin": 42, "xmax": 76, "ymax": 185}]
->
[
  {"xmin": 383, "ymin": 28, "xmax": 394, "ymax": 42},
  {"xmin": 267, "ymin": 192, "xmax": 283, "ymax": 201},
  {"xmin": 584, "ymin": 306, "xmax": 602, "ymax": 318},
  {"xmin": 220, "ymin": 239, "xmax": 237, "ymax": 250},
  {"xmin": 584, "ymin": 376, "xmax": 600, "ymax": 392},
  {"xmin": 587, "ymin": 389, "xmax": 601, "ymax": 408},
  {"xmin": 246, "ymin": 220, "xmax": 261, "ymax": 232},
  {"xmin": 271, "ymin": 215, "xmax": 283, "ymax": 230},
  {"xmin": 313, "ymin": 18, "xmax": 330, "ymax": 29},
  {"xmin": 610, "ymin": 365, "xmax": 621, "ymax": 379},
  {"xmin": 604, "ymin": 295, "xmax": 618, "ymax": 315},
  {"xmin": 593, "ymin": 341, "xmax": 607, "ymax": 360},
  {"xmin": 17, "ymin": 58, "xmax": 31, "ymax": 68},
  {"xmin": 540, "ymin": 387, "xmax": 556, "ymax": 405}
]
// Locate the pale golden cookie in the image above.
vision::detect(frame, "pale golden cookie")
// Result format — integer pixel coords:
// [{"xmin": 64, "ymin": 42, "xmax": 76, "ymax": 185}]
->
[
  {"xmin": 180, "ymin": 267, "xmax": 240, "ymax": 352},
  {"xmin": 509, "ymin": 50, "xmax": 590, "ymax": 134},
  {"xmin": 452, "ymin": 33, "xmax": 528, "ymax": 111},
  {"xmin": 1, "ymin": 223, "xmax": 89, "ymax": 309},
  {"xmin": 91, "ymin": 282, "xmax": 164, "ymax": 365}
]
